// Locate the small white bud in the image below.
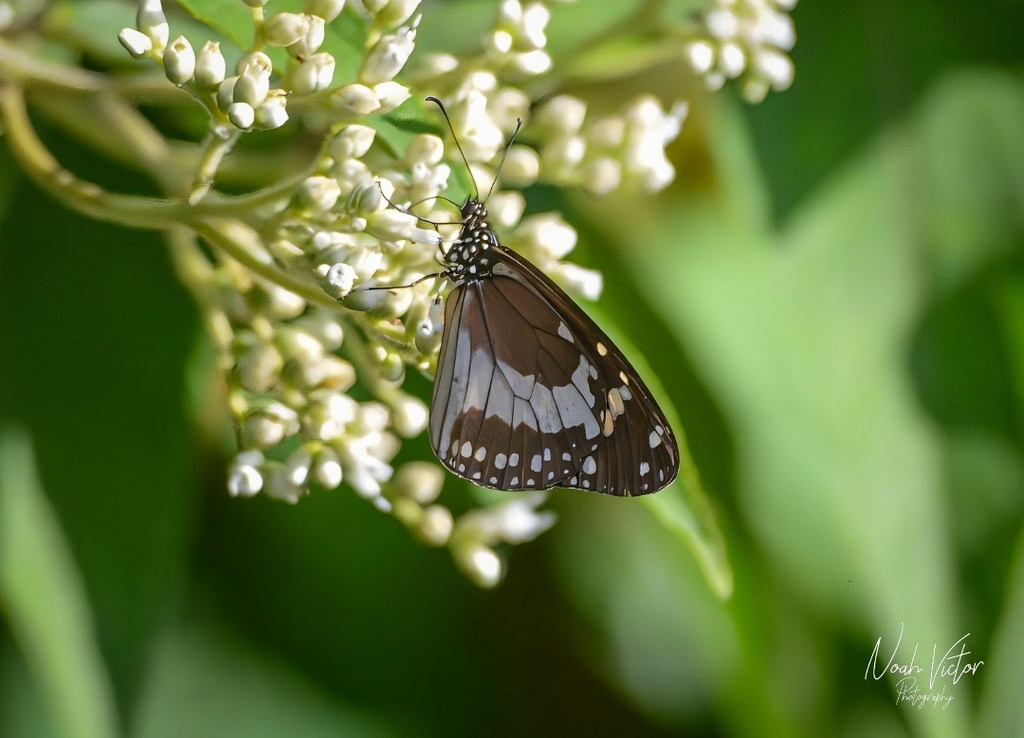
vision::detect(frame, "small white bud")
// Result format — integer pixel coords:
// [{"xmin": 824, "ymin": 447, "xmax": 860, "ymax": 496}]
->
[
  {"xmin": 517, "ymin": 213, "xmax": 577, "ymax": 259},
  {"xmin": 366, "ymin": 208, "xmax": 418, "ymax": 242},
  {"xmin": 418, "ymin": 505, "xmax": 453, "ymax": 546},
  {"xmin": 331, "ymin": 83, "xmax": 381, "ymax": 117},
  {"xmin": 237, "ymin": 343, "xmax": 284, "ymax": 392},
  {"xmin": 487, "ymin": 192, "xmax": 525, "ymax": 229},
  {"xmin": 719, "ymin": 41, "xmax": 746, "ymax": 78},
  {"xmin": 291, "ymin": 52, "xmax": 336, "ymax": 94},
  {"xmin": 194, "ymin": 41, "xmax": 226, "ymax": 88},
  {"xmin": 277, "ymin": 327, "xmax": 325, "ymax": 365},
  {"xmin": 392, "ymin": 396, "xmax": 428, "ymax": 437},
  {"xmin": 582, "ymin": 157, "xmax": 621, "ymax": 195},
  {"xmin": 255, "ymin": 91, "xmax": 290, "ymax": 130},
  {"xmin": 265, "ymin": 464, "xmax": 306, "ymax": 504},
  {"xmin": 685, "ymin": 40, "xmax": 715, "ymax": 75},
  {"xmin": 755, "ymin": 48, "xmax": 795, "ymax": 91},
  {"xmin": 499, "ymin": 145, "xmax": 539, "ymax": 188},
  {"xmin": 163, "ymin": 35, "xmax": 195, "ymax": 86},
  {"xmin": 227, "ymin": 102, "xmax": 256, "ymax": 129},
  {"xmin": 404, "ymin": 134, "xmax": 445, "ymax": 166},
  {"xmin": 537, "ymin": 95, "xmax": 586, "ymax": 134},
  {"xmin": 373, "ymin": 82, "xmax": 411, "ymax": 114},
  {"xmin": 313, "ymin": 447, "xmax": 343, "ymax": 489},
  {"xmin": 556, "ymin": 263, "xmax": 602, "ymax": 301},
  {"xmin": 264, "ymin": 12, "xmax": 310, "ymax": 48},
  {"xmin": 216, "ymin": 76, "xmax": 237, "ymax": 112},
  {"xmin": 511, "ymin": 49, "xmax": 551, "ymax": 76},
  {"xmin": 241, "ymin": 412, "xmax": 288, "ymax": 449},
  {"xmin": 118, "ymin": 28, "xmax": 152, "ymax": 58},
  {"xmin": 234, "ymin": 55, "xmax": 272, "ymax": 106},
  {"xmin": 228, "ymin": 464, "xmax": 263, "ymax": 497},
  {"xmin": 328, "ymin": 125, "xmax": 377, "ymax": 160},
  {"xmin": 137, "ymin": 0, "xmax": 168, "ymax": 49},
  {"xmin": 306, "ymin": 0, "xmax": 347, "ymax": 24},
  {"xmin": 706, "ymin": 9, "xmax": 740, "ymax": 39},
  {"xmin": 359, "ymin": 17, "xmax": 418, "ymax": 85},
  {"xmin": 299, "ymin": 176, "xmax": 342, "ymax": 212},
  {"xmin": 320, "ymin": 262, "xmax": 357, "ymax": 298},
  {"xmin": 285, "ymin": 448, "xmax": 313, "ymax": 486},
  {"xmin": 394, "ymin": 461, "xmax": 445, "ymax": 504},
  {"xmin": 288, "ymin": 14, "xmax": 326, "ymax": 57},
  {"xmin": 374, "ymin": 0, "xmax": 422, "ymax": 28},
  {"xmin": 459, "ymin": 544, "xmax": 503, "ymax": 588},
  {"xmin": 742, "ymin": 78, "xmax": 770, "ymax": 105}
]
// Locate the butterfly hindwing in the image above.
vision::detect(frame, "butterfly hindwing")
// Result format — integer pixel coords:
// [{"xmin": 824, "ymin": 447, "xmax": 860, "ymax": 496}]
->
[{"xmin": 429, "ymin": 236, "xmax": 679, "ymax": 496}]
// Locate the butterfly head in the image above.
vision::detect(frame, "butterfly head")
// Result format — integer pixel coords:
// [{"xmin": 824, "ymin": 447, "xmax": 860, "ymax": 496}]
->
[{"xmin": 443, "ymin": 198, "xmax": 499, "ymax": 284}]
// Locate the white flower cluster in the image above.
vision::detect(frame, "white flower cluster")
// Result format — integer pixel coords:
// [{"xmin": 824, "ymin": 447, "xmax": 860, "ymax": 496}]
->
[
  {"xmin": 112, "ymin": 0, "xmax": 776, "ymax": 585},
  {"xmin": 532, "ymin": 95, "xmax": 689, "ymax": 195},
  {"xmin": 686, "ymin": 0, "xmax": 798, "ymax": 103}
]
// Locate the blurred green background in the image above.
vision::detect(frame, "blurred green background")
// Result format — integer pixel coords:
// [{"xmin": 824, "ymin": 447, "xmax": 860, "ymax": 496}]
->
[{"xmin": 3, "ymin": 1, "xmax": 1024, "ymax": 736}]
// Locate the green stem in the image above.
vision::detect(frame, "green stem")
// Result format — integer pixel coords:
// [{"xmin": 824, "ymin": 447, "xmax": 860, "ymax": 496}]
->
[{"xmin": 0, "ymin": 83, "xmax": 191, "ymax": 229}]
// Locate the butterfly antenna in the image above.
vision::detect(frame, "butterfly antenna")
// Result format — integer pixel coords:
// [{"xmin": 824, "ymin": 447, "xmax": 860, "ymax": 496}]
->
[
  {"xmin": 425, "ymin": 96, "xmax": 479, "ymax": 201},
  {"xmin": 483, "ymin": 116, "xmax": 523, "ymax": 203}
]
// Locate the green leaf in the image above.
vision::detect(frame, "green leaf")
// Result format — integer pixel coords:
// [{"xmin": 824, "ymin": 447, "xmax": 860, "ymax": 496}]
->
[
  {"xmin": 976, "ymin": 523, "xmax": 1024, "ymax": 736},
  {"xmin": 133, "ymin": 616, "xmax": 406, "ymax": 738},
  {"xmin": 176, "ymin": 0, "xmax": 255, "ymax": 51},
  {"xmin": 0, "ymin": 426, "xmax": 121, "ymax": 738}
]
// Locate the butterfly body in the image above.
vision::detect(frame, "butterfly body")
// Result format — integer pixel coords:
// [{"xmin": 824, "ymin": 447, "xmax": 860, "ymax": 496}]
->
[{"xmin": 428, "ymin": 198, "xmax": 680, "ymax": 496}]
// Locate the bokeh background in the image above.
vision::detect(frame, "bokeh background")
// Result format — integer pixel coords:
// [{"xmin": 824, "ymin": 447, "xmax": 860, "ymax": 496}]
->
[{"xmin": 3, "ymin": 1, "xmax": 1024, "ymax": 736}]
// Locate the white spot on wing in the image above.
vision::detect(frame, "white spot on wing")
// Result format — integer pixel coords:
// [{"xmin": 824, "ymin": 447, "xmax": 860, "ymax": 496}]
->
[
  {"xmin": 461, "ymin": 441, "xmax": 473, "ymax": 457},
  {"xmin": 640, "ymin": 461, "xmax": 650, "ymax": 475},
  {"xmin": 474, "ymin": 446, "xmax": 487, "ymax": 462},
  {"xmin": 596, "ymin": 342, "xmax": 607, "ymax": 356},
  {"xmin": 608, "ymin": 387, "xmax": 624, "ymax": 419},
  {"xmin": 557, "ymin": 322, "xmax": 573, "ymax": 342},
  {"xmin": 649, "ymin": 430, "xmax": 662, "ymax": 448},
  {"xmin": 530, "ymin": 383, "xmax": 562, "ymax": 433},
  {"xmin": 509, "ymin": 452, "xmax": 520, "ymax": 467},
  {"xmin": 530, "ymin": 454, "xmax": 542, "ymax": 472},
  {"xmin": 582, "ymin": 456, "xmax": 597, "ymax": 475},
  {"xmin": 494, "ymin": 453, "xmax": 507, "ymax": 470}
]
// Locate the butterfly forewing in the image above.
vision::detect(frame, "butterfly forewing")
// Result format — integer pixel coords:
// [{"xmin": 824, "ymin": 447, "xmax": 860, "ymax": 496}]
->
[{"xmin": 429, "ymin": 201, "xmax": 679, "ymax": 496}]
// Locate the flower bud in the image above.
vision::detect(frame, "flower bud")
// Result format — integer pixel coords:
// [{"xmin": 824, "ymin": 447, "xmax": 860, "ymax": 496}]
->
[
  {"xmin": 374, "ymin": 0, "xmax": 422, "ymax": 29},
  {"xmin": 313, "ymin": 446, "xmax": 343, "ymax": 488},
  {"xmin": 163, "ymin": 35, "xmax": 195, "ymax": 85},
  {"xmin": 395, "ymin": 461, "xmax": 445, "ymax": 504},
  {"xmin": 194, "ymin": 41, "xmax": 226, "ymax": 88},
  {"xmin": 228, "ymin": 451, "xmax": 265, "ymax": 497},
  {"xmin": 118, "ymin": 28, "xmax": 152, "ymax": 58},
  {"xmin": 317, "ymin": 262, "xmax": 354, "ymax": 298},
  {"xmin": 328, "ymin": 125, "xmax": 377, "ymax": 160},
  {"xmin": 227, "ymin": 102, "xmax": 255, "ymax": 129},
  {"xmin": 418, "ymin": 505, "xmax": 453, "ymax": 546},
  {"xmin": 288, "ymin": 14, "xmax": 326, "ymax": 57},
  {"xmin": 306, "ymin": 0, "xmax": 347, "ymax": 24},
  {"xmin": 330, "ymin": 84, "xmax": 381, "ymax": 117},
  {"xmin": 234, "ymin": 55, "xmax": 272, "ymax": 106},
  {"xmin": 373, "ymin": 82, "xmax": 411, "ymax": 114},
  {"xmin": 291, "ymin": 52, "xmax": 336, "ymax": 94},
  {"xmin": 265, "ymin": 12, "xmax": 310, "ymax": 47},
  {"xmin": 255, "ymin": 91, "xmax": 289, "ymax": 130},
  {"xmin": 137, "ymin": 0, "xmax": 169, "ymax": 49},
  {"xmin": 359, "ymin": 17, "xmax": 418, "ymax": 85}
]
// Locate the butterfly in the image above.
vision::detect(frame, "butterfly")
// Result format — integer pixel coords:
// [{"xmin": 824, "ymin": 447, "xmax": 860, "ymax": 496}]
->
[{"xmin": 425, "ymin": 102, "xmax": 680, "ymax": 496}]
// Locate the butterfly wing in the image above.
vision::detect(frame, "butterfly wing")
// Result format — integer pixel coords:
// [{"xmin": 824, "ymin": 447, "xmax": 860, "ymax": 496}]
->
[{"xmin": 429, "ymin": 247, "xmax": 679, "ymax": 496}]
